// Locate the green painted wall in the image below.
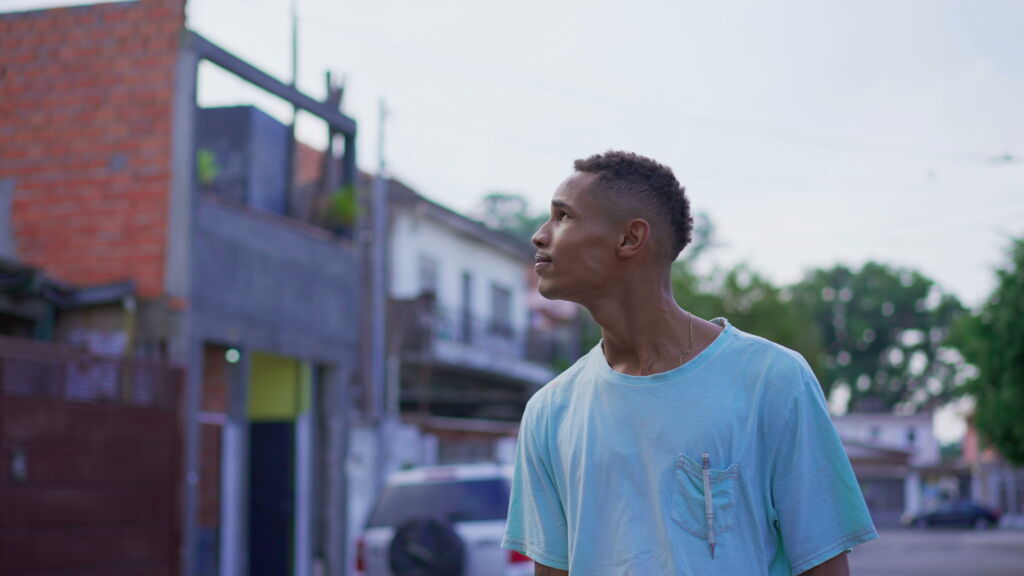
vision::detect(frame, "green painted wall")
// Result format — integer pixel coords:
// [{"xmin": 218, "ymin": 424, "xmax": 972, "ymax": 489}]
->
[{"xmin": 249, "ymin": 353, "xmax": 310, "ymax": 421}]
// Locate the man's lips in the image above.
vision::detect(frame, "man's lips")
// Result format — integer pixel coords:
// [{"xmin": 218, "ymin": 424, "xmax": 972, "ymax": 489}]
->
[{"xmin": 534, "ymin": 253, "xmax": 552, "ymax": 272}]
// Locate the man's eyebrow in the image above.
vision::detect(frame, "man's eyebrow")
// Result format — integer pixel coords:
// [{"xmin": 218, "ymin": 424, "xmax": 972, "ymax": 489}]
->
[{"xmin": 551, "ymin": 199, "xmax": 573, "ymax": 211}]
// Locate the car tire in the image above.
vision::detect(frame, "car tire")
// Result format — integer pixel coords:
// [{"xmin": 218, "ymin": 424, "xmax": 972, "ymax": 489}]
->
[
  {"xmin": 388, "ymin": 518, "xmax": 465, "ymax": 576},
  {"xmin": 914, "ymin": 518, "xmax": 928, "ymax": 529},
  {"xmin": 973, "ymin": 517, "xmax": 991, "ymax": 530}
]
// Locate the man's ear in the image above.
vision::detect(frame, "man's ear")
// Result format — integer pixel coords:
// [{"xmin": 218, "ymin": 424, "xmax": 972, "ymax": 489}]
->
[{"xmin": 617, "ymin": 218, "xmax": 651, "ymax": 258}]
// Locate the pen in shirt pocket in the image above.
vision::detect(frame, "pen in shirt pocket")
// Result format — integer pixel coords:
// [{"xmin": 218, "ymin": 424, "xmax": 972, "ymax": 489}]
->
[{"xmin": 702, "ymin": 451, "xmax": 716, "ymax": 559}]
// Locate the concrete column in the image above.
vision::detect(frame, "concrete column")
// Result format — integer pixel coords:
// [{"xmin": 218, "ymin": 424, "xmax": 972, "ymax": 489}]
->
[
  {"xmin": 971, "ymin": 463, "xmax": 983, "ymax": 503},
  {"xmin": 220, "ymin": 348, "xmax": 250, "ymax": 576},
  {"xmin": 1008, "ymin": 468, "xmax": 1019, "ymax": 515},
  {"xmin": 904, "ymin": 470, "xmax": 922, "ymax": 519},
  {"xmin": 165, "ymin": 34, "xmax": 198, "ymax": 303},
  {"xmin": 295, "ymin": 362, "xmax": 315, "ymax": 576},
  {"xmin": 326, "ymin": 366, "xmax": 351, "ymax": 576},
  {"xmin": 182, "ymin": 337, "xmax": 203, "ymax": 576},
  {"xmin": 169, "ymin": 35, "xmax": 200, "ymax": 576}
]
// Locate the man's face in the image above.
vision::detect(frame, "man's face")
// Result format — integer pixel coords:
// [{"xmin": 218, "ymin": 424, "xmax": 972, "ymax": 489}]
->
[{"xmin": 531, "ymin": 172, "xmax": 619, "ymax": 302}]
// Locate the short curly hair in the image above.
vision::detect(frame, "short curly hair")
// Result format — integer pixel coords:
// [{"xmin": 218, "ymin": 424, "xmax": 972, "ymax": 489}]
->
[{"xmin": 573, "ymin": 150, "xmax": 692, "ymax": 263}]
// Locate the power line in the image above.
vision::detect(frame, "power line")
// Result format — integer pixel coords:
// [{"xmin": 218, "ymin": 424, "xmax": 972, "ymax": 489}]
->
[{"xmin": 193, "ymin": 0, "xmax": 1013, "ymax": 168}]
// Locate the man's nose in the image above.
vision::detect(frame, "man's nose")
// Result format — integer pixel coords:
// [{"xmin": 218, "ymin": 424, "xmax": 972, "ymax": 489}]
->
[{"xmin": 532, "ymin": 223, "xmax": 548, "ymax": 247}]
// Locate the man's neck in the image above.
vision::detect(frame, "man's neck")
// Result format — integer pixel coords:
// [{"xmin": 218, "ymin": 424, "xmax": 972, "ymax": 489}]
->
[{"xmin": 584, "ymin": 280, "xmax": 720, "ymax": 377}]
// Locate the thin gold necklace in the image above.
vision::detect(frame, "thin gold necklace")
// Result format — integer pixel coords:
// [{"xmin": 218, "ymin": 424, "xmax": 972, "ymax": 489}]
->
[{"xmin": 679, "ymin": 310, "xmax": 694, "ymax": 365}]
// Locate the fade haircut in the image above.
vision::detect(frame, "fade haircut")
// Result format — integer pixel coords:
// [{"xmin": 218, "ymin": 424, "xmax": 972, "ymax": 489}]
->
[{"xmin": 573, "ymin": 150, "xmax": 692, "ymax": 263}]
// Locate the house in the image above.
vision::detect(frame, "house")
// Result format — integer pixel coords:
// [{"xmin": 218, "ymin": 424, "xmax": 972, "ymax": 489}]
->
[
  {"xmin": 342, "ymin": 177, "xmax": 582, "ymax": 560},
  {"xmin": 0, "ymin": 2, "xmax": 360, "ymax": 576},
  {"xmin": 381, "ymin": 179, "xmax": 578, "ymax": 465},
  {"xmin": 833, "ymin": 411, "xmax": 966, "ymax": 527},
  {"xmin": 356, "ymin": 176, "xmax": 584, "ymax": 539},
  {"xmin": 963, "ymin": 414, "xmax": 1024, "ymax": 527}
]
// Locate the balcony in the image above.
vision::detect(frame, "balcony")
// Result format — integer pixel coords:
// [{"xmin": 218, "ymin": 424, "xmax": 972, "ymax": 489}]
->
[{"xmin": 388, "ymin": 297, "xmax": 575, "ymax": 389}]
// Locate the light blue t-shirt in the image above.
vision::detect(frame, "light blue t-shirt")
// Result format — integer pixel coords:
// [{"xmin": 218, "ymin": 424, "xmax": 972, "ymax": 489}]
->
[{"xmin": 502, "ymin": 319, "xmax": 877, "ymax": 575}]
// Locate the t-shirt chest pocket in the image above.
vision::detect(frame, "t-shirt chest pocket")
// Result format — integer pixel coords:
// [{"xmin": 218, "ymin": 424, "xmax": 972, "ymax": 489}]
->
[{"xmin": 671, "ymin": 452, "xmax": 740, "ymax": 540}]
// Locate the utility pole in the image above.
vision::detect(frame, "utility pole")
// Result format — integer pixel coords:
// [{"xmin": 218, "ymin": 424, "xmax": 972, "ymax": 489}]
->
[
  {"xmin": 291, "ymin": 0, "xmax": 298, "ymax": 90},
  {"xmin": 371, "ymin": 99, "xmax": 390, "ymax": 488},
  {"xmin": 285, "ymin": 0, "xmax": 299, "ymax": 214}
]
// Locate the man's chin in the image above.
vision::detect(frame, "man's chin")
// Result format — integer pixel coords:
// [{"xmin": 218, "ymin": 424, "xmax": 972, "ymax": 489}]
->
[
  {"xmin": 537, "ymin": 280, "xmax": 569, "ymax": 302},
  {"xmin": 536, "ymin": 280, "xmax": 558, "ymax": 301}
]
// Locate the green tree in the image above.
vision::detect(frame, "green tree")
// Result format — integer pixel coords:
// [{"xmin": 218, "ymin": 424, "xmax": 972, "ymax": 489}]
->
[
  {"xmin": 680, "ymin": 212, "xmax": 718, "ymax": 264},
  {"xmin": 956, "ymin": 237, "xmax": 1024, "ymax": 465},
  {"xmin": 791, "ymin": 262, "xmax": 967, "ymax": 413},
  {"xmin": 671, "ymin": 213, "xmax": 824, "ymax": 376},
  {"xmin": 671, "ymin": 262, "xmax": 825, "ymax": 378},
  {"xmin": 472, "ymin": 192, "xmax": 547, "ymax": 244}
]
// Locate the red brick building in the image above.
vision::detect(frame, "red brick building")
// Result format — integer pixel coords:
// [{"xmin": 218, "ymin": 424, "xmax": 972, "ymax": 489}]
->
[
  {"xmin": 1, "ymin": 2, "xmax": 361, "ymax": 576},
  {"xmin": 0, "ymin": 0, "xmax": 185, "ymax": 298}
]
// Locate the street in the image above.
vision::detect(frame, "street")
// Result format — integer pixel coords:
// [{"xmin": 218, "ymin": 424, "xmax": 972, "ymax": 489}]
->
[{"xmin": 848, "ymin": 529, "xmax": 1024, "ymax": 576}]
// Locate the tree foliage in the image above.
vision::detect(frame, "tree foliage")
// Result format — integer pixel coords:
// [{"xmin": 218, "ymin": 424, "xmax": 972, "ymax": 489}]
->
[
  {"xmin": 790, "ymin": 262, "xmax": 967, "ymax": 413},
  {"xmin": 671, "ymin": 262, "xmax": 826, "ymax": 378},
  {"xmin": 956, "ymin": 237, "xmax": 1024, "ymax": 466},
  {"xmin": 472, "ymin": 192, "xmax": 547, "ymax": 244}
]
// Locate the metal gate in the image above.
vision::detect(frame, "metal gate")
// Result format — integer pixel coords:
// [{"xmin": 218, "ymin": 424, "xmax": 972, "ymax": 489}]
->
[{"xmin": 0, "ymin": 336, "xmax": 183, "ymax": 575}]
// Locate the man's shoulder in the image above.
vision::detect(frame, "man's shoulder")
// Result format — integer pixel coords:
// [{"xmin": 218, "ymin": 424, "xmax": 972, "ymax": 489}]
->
[
  {"xmin": 722, "ymin": 325, "xmax": 821, "ymax": 408},
  {"xmin": 526, "ymin": 349, "xmax": 594, "ymax": 410},
  {"xmin": 725, "ymin": 325, "xmax": 812, "ymax": 374}
]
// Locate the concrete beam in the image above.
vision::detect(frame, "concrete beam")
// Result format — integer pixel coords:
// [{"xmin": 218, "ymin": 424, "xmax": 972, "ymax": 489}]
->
[{"xmin": 191, "ymin": 33, "xmax": 357, "ymax": 137}]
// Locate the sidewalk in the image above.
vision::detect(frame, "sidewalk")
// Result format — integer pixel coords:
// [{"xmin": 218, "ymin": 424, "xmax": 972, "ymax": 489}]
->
[{"xmin": 849, "ymin": 528, "xmax": 1024, "ymax": 576}]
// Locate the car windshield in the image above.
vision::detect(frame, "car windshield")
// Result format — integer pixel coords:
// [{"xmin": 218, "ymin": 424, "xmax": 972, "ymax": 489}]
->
[{"xmin": 367, "ymin": 478, "xmax": 509, "ymax": 527}]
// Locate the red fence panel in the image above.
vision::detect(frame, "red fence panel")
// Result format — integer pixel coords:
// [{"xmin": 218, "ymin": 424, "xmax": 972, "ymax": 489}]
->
[{"xmin": 0, "ymin": 336, "xmax": 183, "ymax": 576}]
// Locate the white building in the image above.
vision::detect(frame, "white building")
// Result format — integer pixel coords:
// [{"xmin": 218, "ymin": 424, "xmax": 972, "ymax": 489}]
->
[
  {"xmin": 833, "ymin": 412, "xmax": 957, "ymax": 527},
  {"xmin": 385, "ymin": 179, "xmax": 567, "ymax": 433},
  {"xmin": 346, "ymin": 179, "xmax": 582, "ymax": 564},
  {"xmin": 833, "ymin": 411, "xmax": 940, "ymax": 467}
]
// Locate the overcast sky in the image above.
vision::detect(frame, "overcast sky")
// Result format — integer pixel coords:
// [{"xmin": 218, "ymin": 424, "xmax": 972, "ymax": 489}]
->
[
  {"xmin": 4, "ymin": 1, "xmax": 1021, "ymax": 306},
  {"xmin": 180, "ymin": 0, "xmax": 1024, "ymax": 308}
]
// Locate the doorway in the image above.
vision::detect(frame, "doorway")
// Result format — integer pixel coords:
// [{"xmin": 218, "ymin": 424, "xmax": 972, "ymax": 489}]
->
[{"xmin": 247, "ymin": 353, "xmax": 308, "ymax": 576}]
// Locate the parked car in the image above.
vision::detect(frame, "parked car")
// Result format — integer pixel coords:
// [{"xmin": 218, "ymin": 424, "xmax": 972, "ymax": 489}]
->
[
  {"xmin": 906, "ymin": 500, "xmax": 1001, "ymax": 529},
  {"xmin": 356, "ymin": 463, "xmax": 533, "ymax": 576}
]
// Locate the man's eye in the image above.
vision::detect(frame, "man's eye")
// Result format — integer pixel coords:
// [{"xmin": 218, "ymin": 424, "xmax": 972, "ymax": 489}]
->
[{"xmin": 558, "ymin": 212, "xmax": 570, "ymax": 221}]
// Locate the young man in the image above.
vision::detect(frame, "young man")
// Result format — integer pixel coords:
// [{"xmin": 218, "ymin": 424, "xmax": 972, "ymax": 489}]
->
[{"xmin": 502, "ymin": 151, "xmax": 876, "ymax": 575}]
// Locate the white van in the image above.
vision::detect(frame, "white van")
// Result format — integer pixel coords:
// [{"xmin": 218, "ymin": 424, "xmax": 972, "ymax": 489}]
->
[{"xmin": 356, "ymin": 463, "xmax": 533, "ymax": 576}]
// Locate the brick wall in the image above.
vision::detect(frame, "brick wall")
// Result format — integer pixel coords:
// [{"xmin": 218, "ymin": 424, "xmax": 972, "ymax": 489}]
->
[{"xmin": 0, "ymin": 0, "xmax": 186, "ymax": 297}]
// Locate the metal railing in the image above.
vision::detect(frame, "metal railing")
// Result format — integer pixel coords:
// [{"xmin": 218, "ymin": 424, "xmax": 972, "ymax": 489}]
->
[
  {"xmin": 388, "ymin": 298, "xmax": 578, "ymax": 368},
  {"xmin": 432, "ymin": 306, "xmax": 524, "ymax": 355},
  {"xmin": 0, "ymin": 336, "xmax": 180, "ymax": 410}
]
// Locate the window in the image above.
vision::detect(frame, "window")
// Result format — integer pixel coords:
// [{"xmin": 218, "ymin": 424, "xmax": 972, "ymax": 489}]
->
[
  {"xmin": 367, "ymin": 479, "xmax": 509, "ymax": 527},
  {"xmin": 489, "ymin": 284, "xmax": 513, "ymax": 337},
  {"xmin": 460, "ymin": 272, "xmax": 473, "ymax": 343},
  {"xmin": 0, "ymin": 179, "xmax": 14, "ymax": 260},
  {"xmin": 907, "ymin": 427, "xmax": 916, "ymax": 444},
  {"xmin": 417, "ymin": 254, "xmax": 439, "ymax": 297}
]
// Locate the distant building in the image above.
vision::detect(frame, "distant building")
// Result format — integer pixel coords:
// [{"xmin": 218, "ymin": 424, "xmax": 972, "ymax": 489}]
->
[
  {"xmin": 963, "ymin": 415, "xmax": 1024, "ymax": 527},
  {"xmin": 834, "ymin": 411, "xmax": 940, "ymax": 466},
  {"xmin": 833, "ymin": 412, "xmax": 964, "ymax": 527},
  {"xmin": 383, "ymin": 179, "xmax": 579, "ymax": 463}
]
